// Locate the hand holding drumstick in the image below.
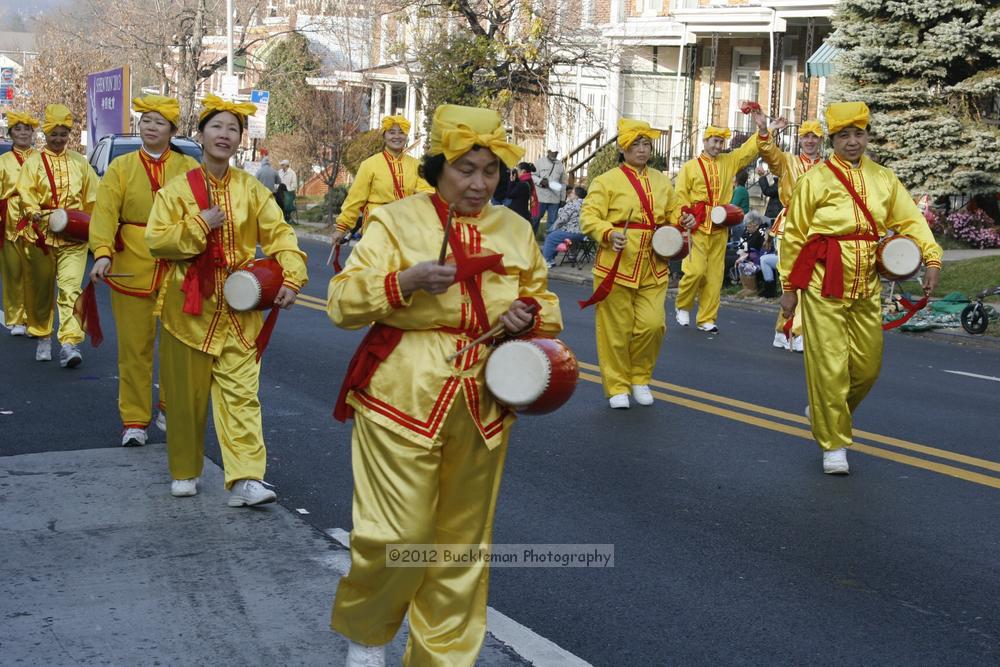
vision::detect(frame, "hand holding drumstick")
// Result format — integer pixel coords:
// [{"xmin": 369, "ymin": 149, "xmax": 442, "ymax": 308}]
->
[{"xmin": 446, "ymin": 302, "xmax": 538, "ymax": 362}]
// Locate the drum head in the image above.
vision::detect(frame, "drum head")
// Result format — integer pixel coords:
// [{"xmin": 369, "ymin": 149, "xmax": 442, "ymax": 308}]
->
[
  {"xmin": 652, "ymin": 227, "xmax": 683, "ymax": 257},
  {"xmin": 710, "ymin": 206, "xmax": 728, "ymax": 225},
  {"xmin": 48, "ymin": 209, "xmax": 68, "ymax": 232},
  {"xmin": 883, "ymin": 237, "xmax": 921, "ymax": 275},
  {"xmin": 223, "ymin": 271, "xmax": 262, "ymax": 312},
  {"xmin": 485, "ymin": 340, "xmax": 551, "ymax": 409}
]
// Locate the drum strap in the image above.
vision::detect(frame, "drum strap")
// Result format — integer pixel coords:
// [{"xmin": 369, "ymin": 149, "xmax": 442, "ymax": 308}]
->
[
  {"xmin": 882, "ymin": 293, "xmax": 929, "ymax": 331},
  {"xmin": 824, "ymin": 158, "xmax": 880, "ymax": 238},
  {"xmin": 696, "ymin": 157, "xmax": 715, "ymax": 206},
  {"xmin": 181, "ymin": 168, "xmax": 227, "ymax": 316},
  {"xmin": 618, "ymin": 165, "xmax": 656, "ymax": 227},
  {"xmin": 40, "ymin": 152, "xmax": 60, "ymax": 208}
]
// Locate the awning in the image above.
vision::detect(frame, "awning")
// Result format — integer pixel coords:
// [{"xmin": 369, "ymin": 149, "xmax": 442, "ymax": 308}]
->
[{"xmin": 807, "ymin": 39, "xmax": 840, "ymax": 78}]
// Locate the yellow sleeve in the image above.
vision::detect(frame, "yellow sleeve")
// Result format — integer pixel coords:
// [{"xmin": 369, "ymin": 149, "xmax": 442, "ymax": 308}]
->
[
  {"xmin": 90, "ymin": 158, "xmax": 126, "ymax": 260},
  {"xmin": 251, "ymin": 180, "xmax": 309, "ymax": 291},
  {"xmin": 514, "ymin": 229, "xmax": 563, "ymax": 338},
  {"xmin": 15, "ymin": 157, "xmax": 44, "ymax": 219},
  {"xmin": 757, "ymin": 139, "xmax": 785, "ymax": 177},
  {"xmin": 660, "ymin": 175, "xmax": 681, "ymax": 227},
  {"xmin": 725, "ymin": 132, "xmax": 763, "ymax": 173},
  {"xmin": 673, "ymin": 163, "xmax": 698, "ymax": 212},
  {"xmin": 885, "ymin": 173, "xmax": 942, "ymax": 269},
  {"xmin": 145, "ymin": 182, "xmax": 211, "ymax": 261},
  {"xmin": 778, "ymin": 173, "xmax": 818, "ymax": 291},
  {"xmin": 416, "ymin": 175, "xmax": 434, "ymax": 194},
  {"xmin": 78, "ymin": 157, "xmax": 99, "ymax": 216},
  {"xmin": 579, "ymin": 175, "xmax": 615, "ymax": 246},
  {"xmin": 335, "ymin": 158, "xmax": 374, "ymax": 233}
]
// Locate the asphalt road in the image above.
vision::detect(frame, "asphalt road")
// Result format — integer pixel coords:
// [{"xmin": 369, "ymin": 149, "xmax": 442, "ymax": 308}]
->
[{"xmin": 2, "ymin": 236, "xmax": 999, "ymax": 665}]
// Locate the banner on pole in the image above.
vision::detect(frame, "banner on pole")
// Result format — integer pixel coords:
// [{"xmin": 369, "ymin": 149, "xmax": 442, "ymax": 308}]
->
[
  {"xmin": 248, "ymin": 89, "xmax": 269, "ymax": 139},
  {"xmin": 86, "ymin": 66, "xmax": 131, "ymax": 155}
]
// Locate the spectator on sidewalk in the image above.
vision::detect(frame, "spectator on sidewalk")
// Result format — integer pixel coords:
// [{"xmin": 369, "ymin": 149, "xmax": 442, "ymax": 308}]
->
[
  {"xmin": 278, "ymin": 159, "xmax": 297, "ymax": 221},
  {"xmin": 757, "ymin": 166, "xmax": 783, "ymax": 223},
  {"xmin": 255, "ymin": 154, "xmax": 279, "ymax": 193},
  {"xmin": 541, "ymin": 185, "xmax": 587, "ymax": 267},
  {"xmin": 506, "ymin": 162, "xmax": 537, "ymax": 222},
  {"xmin": 532, "ymin": 147, "xmax": 566, "ymax": 234}
]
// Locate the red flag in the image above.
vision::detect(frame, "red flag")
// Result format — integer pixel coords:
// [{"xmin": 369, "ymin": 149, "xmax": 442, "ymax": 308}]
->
[
  {"xmin": 73, "ymin": 281, "xmax": 104, "ymax": 347},
  {"xmin": 254, "ymin": 307, "xmax": 281, "ymax": 363}
]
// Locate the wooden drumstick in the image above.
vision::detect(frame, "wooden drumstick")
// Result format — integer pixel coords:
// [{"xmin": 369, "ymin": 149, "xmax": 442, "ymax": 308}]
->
[
  {"xmin": 438, "ymin": 205, "xmax": 455, "ymax": 265},
  {"xmin": 326, "ymin": 236, "xmax": 347, "ymax": 267},
  {"xmin": 104, "ymin": 273, "xmax": 135, "ymax": 278},
  {"xmin": 445, "ymin": 304, "xmax": 539, "ymax": 361}
]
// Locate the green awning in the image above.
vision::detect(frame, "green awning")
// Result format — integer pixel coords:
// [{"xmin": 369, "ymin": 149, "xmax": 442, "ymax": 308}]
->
[{"xmin": 807, "ymin": 40, "xmax": 840, "ymax": 78}]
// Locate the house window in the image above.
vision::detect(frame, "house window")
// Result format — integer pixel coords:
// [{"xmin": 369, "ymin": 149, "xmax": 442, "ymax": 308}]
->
[
  {"xmin": 623, "ymin": 75, "xmax": 681, "ymax": 130},
  {"xmin": 640, "ymin": 0, "xmax": 662, "ymax": 17}
]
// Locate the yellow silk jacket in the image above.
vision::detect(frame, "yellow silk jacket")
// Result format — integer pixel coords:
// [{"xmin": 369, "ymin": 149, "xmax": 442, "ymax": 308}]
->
[
  {"xmin": 757, "ymin": 140, "xmax": 822, "ymax": 237},
  {"xmin": 672, "ymin": 132, "xmax": 764, "ymax": 234},
  {"xmin": 90, "ymin": 148, "xmax": 201, "ymax": 297},
  {"xmin": 0, "ymin": 147, "xmax": 35, "ymax": 241},
  {"xmin": 328, "ymin": 192, "xmax": 563, "ymax": 449},
  {"xmin": 334, "ymin": 151, "xmax": 433, "ymax": 234},
  {"xmin": 779, "ymin": 155, "xmax": 943, "ymax": 299},
  {"xmin": 580, "ymin": 164, "xmax": 681, "ymax": 288},
  {"xmin": 16, "ymin": 147, "xmax": 98, "ymax": 247},
  {"xmin": 146, "ymin": 166, "xmax": 309, "ymax": 356}
]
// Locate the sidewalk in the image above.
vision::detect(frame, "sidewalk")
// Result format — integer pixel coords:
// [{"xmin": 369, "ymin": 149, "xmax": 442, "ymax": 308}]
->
[{"xmin": 0, "ymin": 446, "xmax": 529, "ymax": 665}]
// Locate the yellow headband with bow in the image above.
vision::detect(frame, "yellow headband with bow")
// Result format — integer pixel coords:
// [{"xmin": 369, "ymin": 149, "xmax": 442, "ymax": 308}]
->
[
  {"xmin": 798, "ymin": 120, "xmax": 823, "ymax": 137},
  {"xmin": 198, "ymin": 94, "xmax": 257, "ymax": 126},
  {"xmin": 617, "ymin": 118, "xmax": 661, "ymax": 150},
  {"xmin": 6, "ymin": 111, "xmax": 38, "ymax": 129},
  {"xmin": 825, "ymin": 101, "xmax": 870, "ymax": 135},
  {"xmin": 42, "ymin": 104, "xmax": 74, "ymax": 134},
  {"xmin": 134, "ymin": 95, "xmax": 181, "ymax": 127},
  {"xmin": 380, "ymin": 115, "xmax": 411, "ymax": 134},
  {"xmin": 429, "ymin": 104, "xmax": 525, "ymax": 168},
  {"xmin": 704, "ymin": 126, "xmax": 732, "ymax": 141}
]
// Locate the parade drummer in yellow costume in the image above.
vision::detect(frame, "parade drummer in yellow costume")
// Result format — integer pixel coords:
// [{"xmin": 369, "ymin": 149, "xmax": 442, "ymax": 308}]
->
[
  {"xmin": 579, "ymin": 118, "xmax": 692, "ymax": 409},
  {"xmin": 673, "ymin": 110, "xmax": 769, "ymax": 333},
  {"xmin": 758, "ymin": 118, "xmax": 824, "ymax": 352},
  {"xmin": 331, "ymin": 115, "xmax": 433, "ymax": 245},
  {"xmin": 90, "ymin": 95, "xmax": 200, "ymax": 447},
  {"xmin": 778, "ymin": 102, "xmax": 941, "ymax": 475},
  {"xmin": 17, "ymin": 104, "xmax": 98, "ymax": 367},
  {"xmin": 0, "ymin": 111, "xmax": 38, "ymax": 338},
  {"xmin": 146, "ymin": 94, "xmax": 307, "ymax": 503},
  {"xmin": 327, "ymin": 104, "xmax": 562, "ymax": 667}
]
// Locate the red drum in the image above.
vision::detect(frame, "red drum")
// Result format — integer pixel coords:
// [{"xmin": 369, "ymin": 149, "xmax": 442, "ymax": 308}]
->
[
  {"xmin": 485, "ymin": 337, "xmax": 578, "ymax": 415},
  {"xmin": 47, "ymin": 209, "xmax": 90, "ymax": 241},
  {"xmin": 651, "ymin": 226, "xmax": 688, "ymax": 261},
  {"xmin": 876, "ymin": 235, "xmax": 921, "ymax": 281},
  {"xmin": 223, "ymin": 257, "xmax": 284, "ymax": 311},
  {"xmin": 710, "ymin": 204, "xmax": 743, "ymax": 228}
]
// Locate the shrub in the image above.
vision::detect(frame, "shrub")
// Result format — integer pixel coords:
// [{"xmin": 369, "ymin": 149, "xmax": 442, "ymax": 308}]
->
[
  {"xmin": 944, "ymin": 209, "xmax": 1000, "ymax": 249},
  {"xmin": 587, "ymin": 143, "xmax": 667, "ymax": 181},
  {"xmin": 343, "ymin": 130, "xmax": 384, "ymax": 176}
]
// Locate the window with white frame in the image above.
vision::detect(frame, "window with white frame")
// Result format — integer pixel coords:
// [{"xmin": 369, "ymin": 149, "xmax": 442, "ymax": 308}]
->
[
  {"xmin": 641, "ymin": 0, "xmax": 662, "ymax": 17},
  {"xmin": 621, "ymin": 46, "xmax": 684, "ymax": 130}
]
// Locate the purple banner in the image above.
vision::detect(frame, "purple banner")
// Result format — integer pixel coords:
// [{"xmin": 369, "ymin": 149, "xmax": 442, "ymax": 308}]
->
[{"xmin": 86, "ymin": 66, "xmax": 130, "ymax": 156}]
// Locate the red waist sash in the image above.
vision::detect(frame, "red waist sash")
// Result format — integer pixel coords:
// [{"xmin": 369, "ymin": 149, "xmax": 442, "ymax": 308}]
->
[{"xmin": 788, "ymin": 233, "xmax": 878, "ymax": 299}]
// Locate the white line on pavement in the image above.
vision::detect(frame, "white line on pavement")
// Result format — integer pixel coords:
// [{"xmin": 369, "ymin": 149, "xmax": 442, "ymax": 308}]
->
[
  {"xmin": 944, "ymin": 370, "xmax": 1000, "ymax": 382},
  {"xmin": 296, "ymin": 508, "xmax": 310, "ymax": 514}
]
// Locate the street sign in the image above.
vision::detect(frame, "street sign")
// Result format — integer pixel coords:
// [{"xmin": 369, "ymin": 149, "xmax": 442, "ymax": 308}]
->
[
  {"xmin": 0, "ymin": 67, "xmax": 14, "ymax": 106},
  {"xmin": 248, "ymin": 89, "xmax": 269, "ymax": 139}
]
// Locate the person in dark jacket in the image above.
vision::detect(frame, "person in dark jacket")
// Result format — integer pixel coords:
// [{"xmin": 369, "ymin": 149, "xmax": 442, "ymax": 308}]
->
[
  {"xmin": 757, "ymin": 166, "xmax": 783, "ymax": 221},
  {"xmin": 505, "ymin": 162, "xmax": 536, "ymax": 222}
]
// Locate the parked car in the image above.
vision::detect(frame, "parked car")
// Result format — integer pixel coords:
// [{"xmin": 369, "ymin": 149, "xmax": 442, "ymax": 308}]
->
[{"xmin": 89, "ymin": 134, "xmax": 202, "ymax": 177}]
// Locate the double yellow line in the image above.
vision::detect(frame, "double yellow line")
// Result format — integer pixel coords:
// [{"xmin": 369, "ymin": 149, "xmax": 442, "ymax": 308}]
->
[{"xmin": 293, "ymin": 292, "xmax": 1000, "ymax": 490}]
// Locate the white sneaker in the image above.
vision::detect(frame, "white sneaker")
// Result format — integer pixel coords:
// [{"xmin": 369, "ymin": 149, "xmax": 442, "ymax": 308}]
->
[
  {"xmin": 121, "ymin": 428, "xmax": 147, "ymax": 447},
  {"xmin": 35, "ymin": 338, "xmax": 52, "ymax": 361},
  {"xmin": 59, "ymin": 342, "xmax": 82, "ymax": 368},
  {"xmin": 171, "ymin": 478, "xmax": 199, "ymax": 497},
  {"xmin": 772, "ymin": 331, "xmax": 789, "ymax": 349},
  {"xmin": 155, "ymin": 410, "xmax": 167, "ymax": 433},
  {"xmin": 631, "ymin": 384, "xmax": 654, "ymax": 406},
  {"xmin": 346, "ymin": 640, "xmax": 386, "ymax": 667},
  {"xmin": 675, "ymin": 309, "xmax": 690, "ymax": 326},
  {"xmin": 10, "ymin": 324, "xmax": 27, "ymax": 336},
  {"xmin": 228, "ymin": 479, "xmax": 277, "ymax": 507},
  {"xmin": 804, "ymin": 405, "xmax": 811, "ymax": 424},
  {"xmin": 791, "ymin": 335, "xmax": 804, "ymax": 353},
  {"xmin": 608, "ymin": 393, "xmax": 630, "ymax": 409},
  {"xmin": 697, "ymin": 321, "xmax": 719, "ymax": 333},
  {"xmin": 822, "ymin": 448, "xmax": 850, "ymax": 475}
]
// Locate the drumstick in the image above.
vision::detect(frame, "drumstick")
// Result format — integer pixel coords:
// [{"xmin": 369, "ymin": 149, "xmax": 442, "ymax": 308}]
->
[
  {"xmin": 104, "ymin": 273, "xmax": 134, "ymax": 278},
  {"xmin": 325, "ymin": 236, "xmax": 347, "ymax": 267},
  {"xmin": 438, "ymin": 205, "xmax": 455, "ymax": 265},
  {"xmin": 445, "ymin": 303, "xmax": 539, "ymax": 362}
]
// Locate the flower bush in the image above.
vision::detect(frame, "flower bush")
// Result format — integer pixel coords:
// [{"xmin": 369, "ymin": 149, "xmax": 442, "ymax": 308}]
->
[{"xmin": 945, "ymin": 209, "xmax": 1000, "ymax": 249}]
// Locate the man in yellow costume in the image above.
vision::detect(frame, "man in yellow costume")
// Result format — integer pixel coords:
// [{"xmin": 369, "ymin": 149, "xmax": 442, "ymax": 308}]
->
[
  {"xmin": 779, "ymin": 101, "xmax": 941, "ymax": 475},
  {"xmin": 90, "ymin": 95, "xmax": 200, "ymax": 447},
  {"xmin": 146, "ymin": 95, "xmax": 307, "ymax": 502},
  {"xmin": 579, "ymin": 118, "xmax": 692, "ymax": 409},
  {"xmin": 331, "ymin": 115, "xmax": 433, "ymax": 245},
  {"xmin": 17, "ymin": 104, "xmax": 98, "ymax": 367},
  {"xmin": 328, "ymin": 104, "xmax": 562, "ymax": 667},
  {"xmin": 0, "ymin": 111, "xmax": 38, "ymax": 338},
  {"xmin": 674, "ymin": 110, "xmax": 769, "ymax": 332},
  {"xmin": 758, "ymin": 118, "xmax": 825, "ymax": 352}
]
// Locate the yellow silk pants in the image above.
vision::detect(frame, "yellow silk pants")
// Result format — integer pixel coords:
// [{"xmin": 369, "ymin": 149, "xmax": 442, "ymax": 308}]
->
[
  {"xmin": 22, "ymin": 242, "xmax": 56, "ymax": 338},
  {"xmin": 801, "ymin": 290, "xmax": 883, "ymax": 451},
  {"xmin": 1, "ymin": 237, "xmax": 28, "ymax": 326},
  {"xmin": 53, "ymin": 242, "xmax": 88, "ymax": 345},
  {"xmin": 676, "ymin": 230, "xmax": 728, "ymax": 326},
  {"xmin": 331, "ymin": 392, "xmax": 510, "ymax": 666},
  {"xmin": 158, "ymin": 328, "xmax": 265, "ymax": 488},
  {"xmin": 110, "ymin": 289, "xmax": 162, "ymax": 428},
  {"xmin": 594, "ymin": 263, "xmax": 668, "ymax": 397}
]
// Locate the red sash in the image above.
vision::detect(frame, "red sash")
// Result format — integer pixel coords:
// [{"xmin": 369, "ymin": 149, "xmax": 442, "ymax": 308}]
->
[
  {"xmin": 619, "ymin": 165, "xmax": 656, "ymax": 227},
  {"xmin": 73, "ymin": 280, "xmax": 104, "ymax": 347},
  {"xmin": 180, "ymin": 168, "xmax": 227, "ymax": 315}
]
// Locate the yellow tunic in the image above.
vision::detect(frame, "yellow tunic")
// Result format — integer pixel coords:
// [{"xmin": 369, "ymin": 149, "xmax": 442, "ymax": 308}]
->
[
  {"xmin": 672, "ymin": 133, "xmax": 763, "ymax": 233},
  {"xmin": 334, "ymin": 151, "xmax": 433, "ymax": 234},
  {"xmin": 16, "ymin": 147, "xmax": 97, "ymax": 247},
  {"xmin": 146, "ymin": 167, "xmax": 309, "ymax": 356},
  {"xmin": 0, "ymin": 147, "xmax": 35, "ymax": 329},
  {"xmin": 0, "ymin": 147, "xmax": 34, "ymax": 240},
  {"xmin": 91, "ymin": 148, "xmax": 201, "ymax": 296},
  {"xmin": 327, "ymin": 192, "xmax": 563, "ymax": 450},
  {"xmin": 579, "ymin": 164, "xmax": 681, "ymax": 288},
  {"xmin": 757, "ymin": 141, "xmax": 822, "ymax": 237}
]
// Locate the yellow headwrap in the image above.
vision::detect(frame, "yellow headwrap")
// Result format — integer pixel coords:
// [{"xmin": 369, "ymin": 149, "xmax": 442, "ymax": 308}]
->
[
  {"xmin": 428, "ymin": 104, "xmax": 525, "ymax": 168},
  {"xmin": 704, "ymin": 126, "xmax": 732, "ymax": 141},
  {"xmin": 825, "ymin": 102, "xmax": 869, "ymax": 135},
  {"xmin": 42, "ymin": 104, "xmax": 73, "ymax": 134},
  {"xmin": 133, "ymin": 95, "xmax": 181, "ymax": 127},
  {"xmin": 198, "ymin": 94, "xmax": 257, "ymax": 126},
  {"xmin": 6, "ymin": 111, "xmax": 38, "ymax": 129},
  {"xmin": 798, "ymin": 120, "xmax": 823, "ymax": 137},
  {"xmin": 617, "ymin": 118, "xmax": 661, "ymax": 150},
  {"xmin": 380, "ymin": 115, "xmax": 411, "ymax": 134}
]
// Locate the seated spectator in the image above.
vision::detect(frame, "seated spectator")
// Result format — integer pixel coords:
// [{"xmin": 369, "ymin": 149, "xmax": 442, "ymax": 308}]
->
[
  {"xmin": 541, "ymin": 185, "xmax": 588, "ymax": 268},
  {"xmin": 735, "ymin": 211, "xmax": 767, "ymax": 296},
  {"xmin": 506, "ymin": 162, "xmax": 537, "ymax": 222}
]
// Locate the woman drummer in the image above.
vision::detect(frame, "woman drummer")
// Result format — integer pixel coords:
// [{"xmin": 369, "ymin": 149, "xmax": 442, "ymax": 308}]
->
[
  {"xmin": 327, "ymin": 104, "xmax": 562, "ymax": 666},
  {"xmin": 16, "ymin": 104, "xmax": 98, "ymax": 367},
  {"xmin": 778, "ymin": 101, "xmax": 942, "ymax": 475},
  {"xmin": 0, "ymin": 111, "xmax": 39, "ymax": 339},
  {"xmin": 331, "ymin": 115, "xmax": 433, "ymax": 246},
  {"xmin": 145, "ymin": 94, "xmax": 307, "ymax": 503},
  {"xmin": 89, "ymin": 95, "xmax": 200, "ymax": 447}
]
